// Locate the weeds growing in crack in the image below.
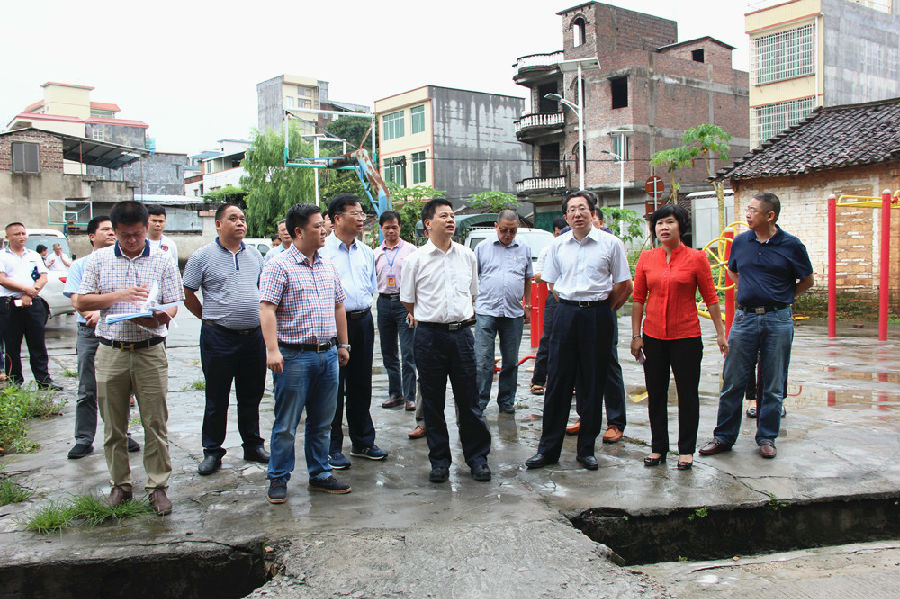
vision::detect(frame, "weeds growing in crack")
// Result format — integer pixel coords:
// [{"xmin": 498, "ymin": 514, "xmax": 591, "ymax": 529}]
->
[
  {"xmin": 21, "ymin": 493, "xmax": 154, "ymax": 534},
  {"xmin": 0, "ymin": 384, "xmax": 67, "ymax": 454},
  {"xmin": 0, "ymin": 464, "xmax": 33, "ymax": 505}
]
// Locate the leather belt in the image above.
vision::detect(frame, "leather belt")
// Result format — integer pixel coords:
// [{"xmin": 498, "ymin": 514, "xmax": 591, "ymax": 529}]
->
[
  {"xmin": 202, "ymin": 319, "xmax": 260, "ymax": 336},
  {"xmin": 279, "ymin": 337, "xmax": 338, "ymax": 353},
  {"xmin": 559, "ymin": 299, "xmax": 609, "ymax": 307},
  {"xmin": 379, "ymin": 293, "xmax": 401, "ymax": 300},
  {"xmin": 738, "ymin": 303, "xmax": 789, "ymax": 314},
  {"xmin": 347, "ymin": 308, "xmax": 371, "ymax": 320},
  {"xmin": 418, "ymin": 319, "xmax": 476, "ymax": 332},
  {"xmin": 98, "ymin": 337, "xmax": 165, "ymax": 351}
]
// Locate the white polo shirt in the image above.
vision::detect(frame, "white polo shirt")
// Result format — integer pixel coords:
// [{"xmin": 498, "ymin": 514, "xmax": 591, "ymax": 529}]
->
[
  {"xmin": 0, "ymin": 246, "xmax": 48, "ymax": 298},
  {"xmin": 400, "ymin": 239, "xmax": 478, "ymax": 324},
  {"xmin": 542, "ymin": 227, "xmax": 630, "ymax": 302}
]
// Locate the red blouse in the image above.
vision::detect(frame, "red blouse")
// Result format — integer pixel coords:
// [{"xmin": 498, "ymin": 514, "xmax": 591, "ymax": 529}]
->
[{"xmin": 633, "ymin": 243, "xmax": 718, "ymax": 340}]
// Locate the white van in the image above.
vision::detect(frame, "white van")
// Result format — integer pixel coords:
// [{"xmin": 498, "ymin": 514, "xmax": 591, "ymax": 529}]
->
[
  {"xmin": 23, "ymin": 229, "xmax": 75, "ymax": 318},
  {"xmin": 463, "ymin": 227, "xmax": 555, "ymax": 265}
]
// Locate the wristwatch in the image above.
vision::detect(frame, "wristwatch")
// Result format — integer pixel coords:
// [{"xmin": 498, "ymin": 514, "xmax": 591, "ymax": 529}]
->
[{"xmin": 338, "ymin": 344, "xmax": 351, "ymax": 352}]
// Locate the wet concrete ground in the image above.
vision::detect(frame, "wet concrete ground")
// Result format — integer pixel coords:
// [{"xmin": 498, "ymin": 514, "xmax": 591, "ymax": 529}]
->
[{"xmin": 1, "ymin": 310, "xmax": 898, "ymax": 598}]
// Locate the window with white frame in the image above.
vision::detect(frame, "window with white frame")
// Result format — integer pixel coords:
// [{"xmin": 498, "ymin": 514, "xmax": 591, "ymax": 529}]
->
[
  {"xmin": 383, "ymin": 157, "xmax": 406, "ymax": 186},
  {"xmin": 410, "ymin": 105, "xmax": 426, "ymax": 134},
  {"xmin": 11, "ymin": 142, "xmax": 40, "ymax": 174},
  {"xmin": 382, "ymin": 111, "xmax": 405, "ymax": 140},
  {"xmin": 753, "ymin": 24, "xmax": 815, "ymax": 85},
  {"xmin": 91, "ymin": 128, "xmax": 106, "ymax": 141},
  {"xmin": 752, "ymin": 96, "xmax": 816, "ymax": 144},
  {"xmin": 298, "ymin": 98, "xmax": 311, "ymax": 109},
  {"xmin": 411, "ymin": 151, "xmax": 426, "ymax": 184},
  {"xmin": 285, "ymin": 96, "xmax": 294, "ymax": 109}
]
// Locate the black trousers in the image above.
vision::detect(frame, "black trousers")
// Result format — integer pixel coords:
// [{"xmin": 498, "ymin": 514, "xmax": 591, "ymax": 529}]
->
[
  {"xmin": 0, "ymin": 297, "xmax": 51, "ymax": 385},
  {"xmin": 642, "ymin": 335, "xmax": 703, "ymax": 455},
  {"xmin": 199, "ymin": 323, "xmax": 266, "ymax": 458},
  {"xmin": 531, "ymin": 293, "xmax": 558, "ymax": 386},
  {"xmin": 538, "ymin": 302, "xmax": 613, "ymax": 460},
  {"xmin": 415, "ymin": 324, "xmax": 491, "ymax": 469},
  {"xmin": 330, "ymin": 311, "xmax": 376, "ymax": 454}
]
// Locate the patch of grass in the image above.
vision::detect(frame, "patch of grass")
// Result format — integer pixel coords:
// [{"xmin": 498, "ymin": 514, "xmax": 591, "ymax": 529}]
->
[
  {"xmin": 190, "ymin": 379, "xmax": 206, "ymax": 391},
  {"xmin": 793, "ymin": 292, "xmax": 899, "ymax": 320},
  {"xmin": 0, "ymin": 384, "xmax": 67, "ymax": 454},
  {"xmin": 128, "ymin": 417, "xmax": 142, "ymax": 428},
  {"xmin": 62, "ymin": 368, "xmax": 78, "ymax": 378},
  {"xmin": 0, "ymin": 465, "xmax": 33, "ymax": 506},
  {"xmin": 687, "ymin": 507, "xmax": 708, "ymax": 521},
  {"xmin": 22, "ymin": 493, "xmax": 154, "ymax": 534}
]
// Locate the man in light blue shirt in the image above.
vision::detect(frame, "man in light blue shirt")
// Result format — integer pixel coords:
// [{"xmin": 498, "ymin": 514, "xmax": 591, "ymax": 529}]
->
[
  {"xmin": 320, "ymin": 194, "xmax": 386, "ymax": 469},
  {"xmin": 62, "ymin": 216, "xmax": 139, "ymax": 459},
  {"xmin": 264, "ymin": 220, "xmax": 291, "ymax": 262},
  {"xmin": 474, "ymin": 210, "xmax": 533, "ymax": 413}
]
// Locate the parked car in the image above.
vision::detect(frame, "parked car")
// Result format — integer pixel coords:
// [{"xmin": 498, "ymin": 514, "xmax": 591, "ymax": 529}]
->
[
  {"xmin": 19, "ymin": 229, "xmax": 75, "ymax": 319},
  {"xmin": 242, "ymin": 237, "xmax": 276, "ymax": 257},
  {"xmin": 463, "ymin": 227, "xmax": 555, "ymax": 266}
]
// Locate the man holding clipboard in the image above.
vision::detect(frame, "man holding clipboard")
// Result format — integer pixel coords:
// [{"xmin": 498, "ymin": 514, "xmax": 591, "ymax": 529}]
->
[{"xmin": 75, "ymin": 201, "xmax": 184, "ymax": 516}]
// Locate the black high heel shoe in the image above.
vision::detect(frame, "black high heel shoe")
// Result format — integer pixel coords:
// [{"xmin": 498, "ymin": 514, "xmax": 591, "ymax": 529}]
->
[
  {"xmin": 676, "ymin": 460, "xmax": 693, "ymax": 470},
  {"xmin": 643, "ymin": 454, "xmax": 665, "ymax": 467}
]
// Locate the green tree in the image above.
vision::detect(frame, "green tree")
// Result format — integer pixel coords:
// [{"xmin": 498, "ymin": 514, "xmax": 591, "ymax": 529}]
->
[
  {"xmin": 201, "ymin": 184, "xmax": 246, "ymax": 204},
  {"xmin": 649, "ymin": 124, "xmax": 732, "ymax": 230},
  {"xmin": 240, "ymin": 125, "xmax": 315, "ymax": 237},
  {"xmin": 466, "ymin": 191, "xmax": 519, "ymax": 212},
  {"xmin": 387, "ymin": 183, "xmax": 446, "ymax": 243},
  {"xmin": 325, "ymin": 116, "xmax": 378, "ymax": 153},
  {"xmin": 600, "ymin": 206, "xmax": 645, "ymax": 245}
]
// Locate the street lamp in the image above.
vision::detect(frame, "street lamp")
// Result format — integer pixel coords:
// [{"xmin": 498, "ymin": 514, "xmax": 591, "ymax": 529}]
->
[
  {"xmin": 600, "ymin": 149, "xmax": 625, "ymax": 237},
  {"xmin": 543, "ymin": 57, "xmax": 597, "ymax": 191}
]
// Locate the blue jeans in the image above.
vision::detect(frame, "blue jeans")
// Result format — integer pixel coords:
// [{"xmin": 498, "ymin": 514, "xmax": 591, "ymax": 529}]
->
[
  {"xmin": 474, "ymin": 314, "xmax": 524, "ymax": 410},
  {"xmin": 376, "ymin": 295, "xmax": 417, "ymax": 402},
  {"xmin": 713, "ymin": 307, "xmax": 794, "ymax": 446},
  {"xmin": 268, "ymin": 346, "xmax": 338, "ymax": 482}
]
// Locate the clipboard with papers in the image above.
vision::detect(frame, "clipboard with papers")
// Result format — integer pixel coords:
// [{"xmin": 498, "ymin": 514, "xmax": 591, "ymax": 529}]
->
[{"xmin": 104, "ymin": 283, "xmax": 183, "ymax": 324}]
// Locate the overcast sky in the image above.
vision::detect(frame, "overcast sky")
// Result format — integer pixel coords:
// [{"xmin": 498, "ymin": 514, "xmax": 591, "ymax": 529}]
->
[{"xmin": 1, "ymin": 0, "xmax": 750, "ymax": 156}]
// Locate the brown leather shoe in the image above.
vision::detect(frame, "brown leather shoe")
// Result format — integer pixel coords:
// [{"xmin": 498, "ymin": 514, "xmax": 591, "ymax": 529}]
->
[
  {"xmin": 565, "ymin": 420, "xmax": 581, "ymax": 435},
  {"xmin": 602, "ymin": 425, "xmax": 623, "ymax": 444},
  {"xmin": 381, "ymin": 396, "xmax": 404, "ymax": 409},
  {"xmin": 698, "ymin": 439, "xmax": 732, "ymax": 456},
  {"xmin": 405, "ymin": 400, "xmax": 416, "ymax": 411},
  {"xmin": 759, "ymin": 443, "xmax": 777, "ymax": 459},
  {"xmin": 149, "ymin": 488, "xmax": 173, "ymax": 516},
  {"xmin": 408, "ymin": 425, "xmax": 426, "ymax": 439},
  {"xmin": 107, "ymin": 486, "xmax": 132, "ymax": 508}
]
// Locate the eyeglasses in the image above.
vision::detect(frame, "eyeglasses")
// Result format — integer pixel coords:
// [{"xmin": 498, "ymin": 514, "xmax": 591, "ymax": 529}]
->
[
  {"xmin": 566, "ymin": 206, "xmax": 592, "ymax": 214},
  {"xmin": 340, "ymin": 210, "xmax": 366, "ymax": 218},
  {"xmin": 745, "ymin": 207, "xmax": 772, "ymax": 215},
  {"xmin": 497, "ymin": 228, "xmax": 517, "ymax": 235}
]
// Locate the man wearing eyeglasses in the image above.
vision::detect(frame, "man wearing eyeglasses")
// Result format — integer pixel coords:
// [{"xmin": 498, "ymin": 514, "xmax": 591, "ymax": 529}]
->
[
  {"xmin": 525, "ymin": 191, "xmax": 632, "ymax": 472},
  {"xmin": 474, "ymin": 210, "xmax": 532, "ymax": 414},
  {"xmin": 700, "ymin": 193, "xmax": 813, "ymax": 460},
  {"xmin": 321, "ymin": 194, "xmax": 387, "ymax": 470}
]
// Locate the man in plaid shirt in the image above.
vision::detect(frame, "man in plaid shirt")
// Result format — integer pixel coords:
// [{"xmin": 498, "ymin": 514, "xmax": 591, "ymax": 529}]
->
[
  {"xmin": 259, "ymin": 203, "xmax": 352, "ymax": 504},
  {"xmin": 76, "ymin": 201, "xmax": 183, "ymax": 516}
]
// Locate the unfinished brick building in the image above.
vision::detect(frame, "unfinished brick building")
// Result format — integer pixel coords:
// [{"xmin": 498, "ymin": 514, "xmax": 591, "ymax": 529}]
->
[{"xmin": 513, "ymin": 1, "xmax": 749, "ymax": 232}]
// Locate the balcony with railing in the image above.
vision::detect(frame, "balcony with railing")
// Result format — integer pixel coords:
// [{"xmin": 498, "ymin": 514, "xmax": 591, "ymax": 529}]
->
[
  {"xmin": 515, "ymin": 175, "xmax": 567, "ymax": 196},
  {"xmin": 514, "ymin": 112, "xmax": 565, "ymax": 140},
  {"xmin": 513, "ymin": 51, "xmax": 564, "ymax": 83}
]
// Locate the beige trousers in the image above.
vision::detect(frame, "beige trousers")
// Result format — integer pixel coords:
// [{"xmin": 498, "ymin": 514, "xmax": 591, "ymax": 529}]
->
[{"xmin": 95, "ymin": 343, "xmax": 171, "ymax": 492}]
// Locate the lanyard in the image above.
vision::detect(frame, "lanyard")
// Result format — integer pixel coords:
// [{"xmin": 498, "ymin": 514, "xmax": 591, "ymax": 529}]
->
[{"xmin": 383, "ymin": 241, "xmax": 402, "ymax": 269}]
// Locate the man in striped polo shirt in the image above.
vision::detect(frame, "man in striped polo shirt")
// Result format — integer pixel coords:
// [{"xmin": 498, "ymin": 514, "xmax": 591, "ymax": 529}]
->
[
  {"xmin": 259, "ymin": 203, "xmax": 352, "ymax": 504},
  {"xmin": 183, "ymin": 203, "xmax": 269, "ymax": 476}
]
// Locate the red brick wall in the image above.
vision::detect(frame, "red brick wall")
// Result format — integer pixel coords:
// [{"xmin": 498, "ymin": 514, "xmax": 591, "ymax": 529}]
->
[
  {"xmin": 731, "ymin": 163, "xmax": 900, "ymax": 308},
  {"xmin": 0, "ymin": 130, "xmax": 64, "ymax": 173}
]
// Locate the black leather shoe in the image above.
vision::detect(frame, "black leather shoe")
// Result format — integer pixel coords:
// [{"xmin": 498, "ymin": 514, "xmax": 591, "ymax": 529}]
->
[
  {"xmin": 38, "ymin": 380, "xmax": 63, "ymax": 391},
  {"xmin": 127, "ymin": 436, "xmax": 140, "ymax": 452},
  {"xmin": 525, "ymin": 453, "xmax": 557, "ymax": 469},
  {"xmin": 244, "ymin": 446, "xmax": 270, "ymax": 464},
  {"xmin": 746, "ymin": 406, "xmax": 758, "ymax": 418},
  {"xmin": 676, "ymin": 460, "xmax": 693, "ymax": 470},
  {"xmin": 643, "ymin": 454, "xmax": 665, "ymax": 467},
  {"xmin": 198, "ymin": 455, "xmax": 221, "ymax": 475},
  {"xmin": 471, "ymin": 463, "xmax": 491, "ymax": 481},
  {"xmin": 576, "ymin": 455, "xmax": 599, "ymax": 470},
  {"xmin": 67, "ymin": 443, "xmax": 93, "ymax": 459},
  {"xmin": 429, "ymin": 466, "xmax": 449, "ymax": 483}
]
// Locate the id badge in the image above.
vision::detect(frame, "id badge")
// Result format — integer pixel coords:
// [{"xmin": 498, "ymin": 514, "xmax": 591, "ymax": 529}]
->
[{"xmin": 386, "ymin": 275, "xmax": 396, "ymax": 288}]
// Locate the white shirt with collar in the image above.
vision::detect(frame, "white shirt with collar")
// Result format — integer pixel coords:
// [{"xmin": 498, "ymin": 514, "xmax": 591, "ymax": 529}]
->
[
  {"xmin": 1, "ymin": 246, "xmax": 48, "ymax": 298},
  {"xmin": 148, "ymin": 234, "xmax": 178, "ymax": 266},
  {"xmin": 400, "ymin": 239, "xmax": 478, "ymax": 323},
  {"xmin": 541, "ymin": 227, "xmax": 630, "ymax": 302}
]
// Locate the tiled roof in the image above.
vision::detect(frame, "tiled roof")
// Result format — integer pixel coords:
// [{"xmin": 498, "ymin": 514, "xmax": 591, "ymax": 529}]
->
[{"xmin": 716, "ymin": 97, "xmax": 900, "ymax": 181}]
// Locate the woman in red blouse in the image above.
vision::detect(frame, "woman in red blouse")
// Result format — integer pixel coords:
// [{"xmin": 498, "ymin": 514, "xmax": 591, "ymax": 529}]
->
[{"xmin": 630, "ymin": 205, "xmax": 728, "ymax": 470}]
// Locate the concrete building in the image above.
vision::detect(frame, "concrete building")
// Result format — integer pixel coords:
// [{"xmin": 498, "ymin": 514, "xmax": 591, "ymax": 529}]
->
[
  {"xmin": 256, "ymin": 74, "xmax": 369, "ymax": 136},
  {"xmin": 512, "ymin": 2, "xmax": 750, "ymax": 230},
  {"xmin": 715, "ymin": 97, "xmax": 900, "ymax": 306},
  {"xmin": 374, "ymin": 85, "xmax": 531, "ymax": 208},
  {"xmin": 745, "ymin": 0, "xmax": 900, "ymax": 146},
  {"xmin": 184, "ymin": 139, "xmax": 251, "ymax": 197}
]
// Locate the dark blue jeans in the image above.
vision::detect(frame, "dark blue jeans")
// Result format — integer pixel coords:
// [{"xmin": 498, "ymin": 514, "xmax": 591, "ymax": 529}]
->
[
  {"xmin": 376, "ymin": 295, "xmax": 417, "ymax": 402},
  {"xmin": 268, "ymin": 346, "xmax": 338, "ymax": 482},
  {"xmin": 200, "ymin": 324, "xmax": 266, "ymax": 458},
  {"xmin": 714, "ymin": 307, "xmax": 794, "ymax": 446},
  {"xmin": 415, "ymin": 324, "xmax": 491, "ymax": 469},
  {"xmin": 474, "ymin": 313, "xmax": 524, "ymax": 410}
]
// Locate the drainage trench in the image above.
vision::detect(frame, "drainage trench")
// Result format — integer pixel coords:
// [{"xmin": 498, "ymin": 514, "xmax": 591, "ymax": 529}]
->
[
  {"xmin": 0, "ymin": 541, "xmax": 270, "ymax": 599},
  {"xmin": 569, "ymin": 493, "xmax": 900, "ymax": 565}
]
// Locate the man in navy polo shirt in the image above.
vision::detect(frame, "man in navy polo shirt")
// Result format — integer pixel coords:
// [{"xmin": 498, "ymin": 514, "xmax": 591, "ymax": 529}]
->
[{"xmin": 700, "ymin": 192, "xmax": 813, "ymax": 459}]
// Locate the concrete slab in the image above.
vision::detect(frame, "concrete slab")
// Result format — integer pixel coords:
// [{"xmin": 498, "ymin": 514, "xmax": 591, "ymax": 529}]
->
[{"xmin": 1, "ymin": 310, "xmax": 897, "ymax": 598}]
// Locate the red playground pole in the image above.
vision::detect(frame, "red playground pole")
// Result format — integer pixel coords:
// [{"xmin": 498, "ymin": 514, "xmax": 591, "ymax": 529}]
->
[
  {"xmin": 878, "ymin": 190, "xmax": 891, "ymax": 341},
  {"xmin": 828, "ymin": 195, "xmax": 837, "ymax": 338},
  {"xmin": 724, "ymin": 230, "xmax": 735, "ymax": 336}
]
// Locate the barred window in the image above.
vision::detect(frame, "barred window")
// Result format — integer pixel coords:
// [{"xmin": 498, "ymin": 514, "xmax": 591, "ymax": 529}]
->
[
  {"xmin": 753, "ymin": 24, "xmax": 815, "ymax": 85},
  {"xmin": 752, "ymin": 96, "xmax": 816, "ymax": 144}
]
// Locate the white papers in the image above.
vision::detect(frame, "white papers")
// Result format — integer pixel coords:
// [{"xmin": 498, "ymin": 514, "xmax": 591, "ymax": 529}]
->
[{"xmin": 104, "ymin": 283, "xmax": 183, "ymax": 324}]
